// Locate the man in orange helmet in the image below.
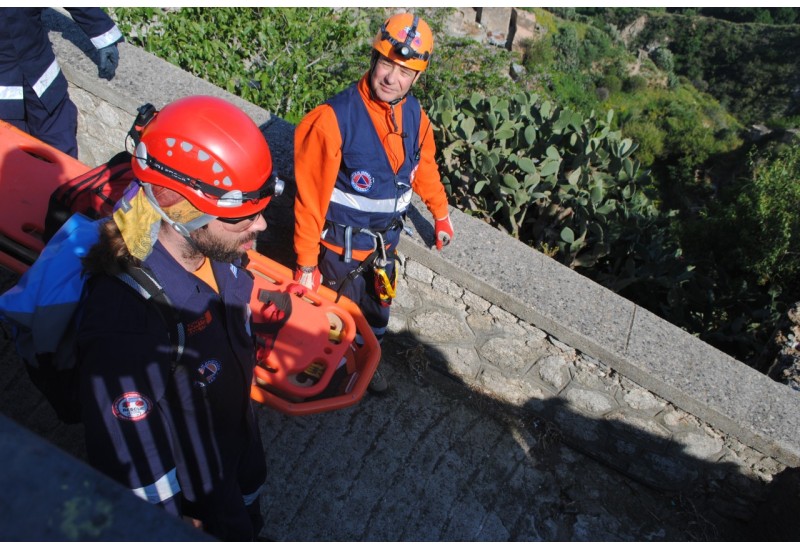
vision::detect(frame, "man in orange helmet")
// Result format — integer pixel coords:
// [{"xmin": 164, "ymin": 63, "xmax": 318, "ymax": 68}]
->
[
  {"xmin": 76, "ymin": 96, "xmax": 282, "ymax": 541},
  {"xmin": 293, "ymin": 12, "xmax": 454, "ymax": 394}
]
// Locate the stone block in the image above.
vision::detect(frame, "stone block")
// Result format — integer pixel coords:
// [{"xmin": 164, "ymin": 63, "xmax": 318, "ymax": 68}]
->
[
  {"xmin": 477, "ymin": 7, "xmax": 514, "ymax": 48},
  {"xmin": 511, "ymin": 9, "xmax": 539, "ymax": 53}
]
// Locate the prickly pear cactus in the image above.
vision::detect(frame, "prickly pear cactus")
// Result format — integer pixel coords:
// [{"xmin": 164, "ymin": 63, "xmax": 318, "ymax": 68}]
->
[{"xmin": 429, "ymin": 90, "xmax": 656, "ymax": 269}]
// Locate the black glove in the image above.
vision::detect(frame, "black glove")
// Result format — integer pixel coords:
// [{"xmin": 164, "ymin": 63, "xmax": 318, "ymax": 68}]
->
[{"xmin": 97, "ymin": 43, "xmax": 119, "ymax": 80}]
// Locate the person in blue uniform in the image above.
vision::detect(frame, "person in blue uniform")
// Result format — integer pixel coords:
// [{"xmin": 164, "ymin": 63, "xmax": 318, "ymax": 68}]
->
[
  {"xmin": 0, "ymin": 8, "xmax": 122, "ymax": 157},
  {"xmin": 77, "ymin": 96, "xmax": 281, "ymax": 541}
]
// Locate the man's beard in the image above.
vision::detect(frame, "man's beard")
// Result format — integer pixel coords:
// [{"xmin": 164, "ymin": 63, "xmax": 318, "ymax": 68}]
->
[{"xmin": 184, "ymin": 227, "xmax": 258, "ymax": 264}]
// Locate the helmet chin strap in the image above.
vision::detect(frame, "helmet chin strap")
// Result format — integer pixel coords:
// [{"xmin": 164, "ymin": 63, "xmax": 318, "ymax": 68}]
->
[{"xmin": 140, "ymin": 182, "xmax": 215, "ymax": 242}]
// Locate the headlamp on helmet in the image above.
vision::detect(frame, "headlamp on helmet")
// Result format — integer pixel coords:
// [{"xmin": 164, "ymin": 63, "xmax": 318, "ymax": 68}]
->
[
  {"xmin": 127, "ymin": 96, "xmax": 282, "ymax": 219},
  {"xmin": 372, "ymin": 13, "xmax": 433, "ymax": 73}
]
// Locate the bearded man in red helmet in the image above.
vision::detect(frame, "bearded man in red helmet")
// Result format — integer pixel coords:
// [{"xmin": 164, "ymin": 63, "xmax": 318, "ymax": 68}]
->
[
  {"xmin": 76, "ymin": 96, "xmax": 282, "ymax": 541},
  {"xmin": 293, "ymin": 13, "xmax": 454, "ymax": 394}
]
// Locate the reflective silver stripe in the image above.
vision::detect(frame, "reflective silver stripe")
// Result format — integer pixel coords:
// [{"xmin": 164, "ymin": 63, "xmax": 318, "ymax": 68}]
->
[
  {"xmin": 32, "ymin": 59, "xmax": 61, "ymax": 98},
  {"xmin": 0, "ymin": 86, "xmax": 24, "ymax": 101},
  {"xmin": 91, "ymin": 25, "xmax": 123, "ymax": 49},
  {"xmin": 131, "ymin": 468, "xmax": 181, "ymax": 504},
  {"xmin": 330, "ymin": 187, "xmax": 413, "ymax": 214}
]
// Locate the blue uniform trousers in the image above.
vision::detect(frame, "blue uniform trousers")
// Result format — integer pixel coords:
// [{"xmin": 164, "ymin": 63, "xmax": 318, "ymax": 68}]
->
[{"xmin": 7, "ymin": 79, "xmax": 78, "ymax": 158}]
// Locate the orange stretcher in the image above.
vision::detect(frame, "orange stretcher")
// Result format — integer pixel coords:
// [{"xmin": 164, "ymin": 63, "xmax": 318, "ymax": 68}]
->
[
  {"xmin": 0, "ymin": 121, "xmax": 380, "ymax": 416},
  {"xmin": 0, "ymin": 121, "xmax": 88, "ymax": 274}
]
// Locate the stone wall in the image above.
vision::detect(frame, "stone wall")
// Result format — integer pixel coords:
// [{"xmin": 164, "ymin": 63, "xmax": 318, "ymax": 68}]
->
[
  {"xmin": 44, "ymin": 7, "xmax": 800, "ymax": 507},
  {"xmin": 394, "ymin": 253, "xmax": 782, "ymax": 509}
]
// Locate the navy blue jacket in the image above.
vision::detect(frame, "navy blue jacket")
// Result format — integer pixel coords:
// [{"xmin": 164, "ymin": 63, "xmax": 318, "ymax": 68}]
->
[
  {"xmin": 0, "ymin": 8, "xmax": 122, "ymax": 118},
  {"xmin": 77, "ymin": 242, "xmax": 266, "ymax": 541}
]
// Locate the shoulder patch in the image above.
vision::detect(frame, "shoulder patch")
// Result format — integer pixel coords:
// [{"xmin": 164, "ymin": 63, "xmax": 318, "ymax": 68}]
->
[{"xmin": 112, "ymin": 392, "xmax": 153, "ymax": 422}]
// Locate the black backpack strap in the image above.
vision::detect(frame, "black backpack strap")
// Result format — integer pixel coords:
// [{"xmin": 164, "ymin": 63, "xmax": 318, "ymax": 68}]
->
[{"xmin": 115, "ymin": 264, "xmax": 185, "ymax": 372}]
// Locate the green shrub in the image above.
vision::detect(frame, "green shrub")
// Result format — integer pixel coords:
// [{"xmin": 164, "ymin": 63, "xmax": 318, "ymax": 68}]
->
[
  {"xmin": 623, "ymin": 75, "xmax": 648, "ymax": 93},
  {"xmin": 522, "ymin": 37, "xmax": 554, "ymax": 73},
  {"xmin": 552, "ymin": 27, "xmax": 580, "ymax": 71},
  {"xmin": 621, "ymin": 120, "xmax": 664, "ymax": 166},
  {"xmin": 650, "ymin": 47, "xmax": 674, "ymax": 72},
  {"xmin": 597, "ymin": 74, "xmax": 622, "ymax": 94},
  {"xmin": 110, "ymin": 7, "xmax": 376, "ymax": 124},
  {"xmin": 719, "ymin": 144, "xmax": 800, "ymax": 290}
]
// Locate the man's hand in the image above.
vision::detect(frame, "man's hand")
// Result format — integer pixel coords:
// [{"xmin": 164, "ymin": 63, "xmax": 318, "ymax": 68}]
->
[
  {"xmin": 97, "ymin": 44, "xmax": 120, "ymax": 80},
  {"xmin": 435, "ymin": 215, "xmax": 454, "ymax": 250},
  {"xmin": 294, "ymin": 265, "xmax": 321, "ymax": 291}
]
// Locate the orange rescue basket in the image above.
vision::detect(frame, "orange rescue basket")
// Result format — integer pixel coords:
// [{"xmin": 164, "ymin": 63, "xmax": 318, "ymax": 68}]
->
[{"xmin": 0, "ymin": 121, "xmax": 380, "ymax": 415}]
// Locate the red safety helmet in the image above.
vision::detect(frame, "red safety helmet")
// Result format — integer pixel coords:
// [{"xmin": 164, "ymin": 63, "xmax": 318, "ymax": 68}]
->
[
  {"xmin": 372, "ymin": 13, "xmax": 433, "ymax": 73},
  {"xmin": 129, "ymin": 96, "xmax": 281, "ymax": 218}
]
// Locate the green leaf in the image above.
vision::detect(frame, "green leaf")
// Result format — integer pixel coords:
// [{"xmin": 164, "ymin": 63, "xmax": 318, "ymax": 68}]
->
[
  {"xmin": 486, "ymin": 112, "xmax": 498, "ymax": 130},
  {"xmin": 503, "ymin": 173, "xmax": 520, "ymax": 190},
  {"xmin": 480, "ymin": 154, "xmax": 497, "ymax": 174},
  {"xmin": 569, "ymin": 132, "xmax": 578, "ymax": 147},
  {"xmin": 540, "ymin": 158, "xmax": 561, "ymax": 177},
  {"xmin": 623, "ymin": 157, "xmax": 634, "ymax": 179},
  {"xmin": 524, "ymin": 171, "xmax": 541, "ymax": 187},
  {"xmin": 442, "ymin": 110, "xmax": 453, "ymax": 127},
  {"xmin": 524, "ymin": 125, "xmax": 537, "ymax": 146},
  {"xmin": 567, "ymin": 167, "xmax": 581, "ymax": 186},
  {"xmin": 560, "ymin": 226, "xmax": 575, "ymax": 244},
  {"xmin": 495, "ymin": 128, "xmax": 515, "ymax": 140},
  {"xmin": 517, "ymin": 157, "xmax": 537, "ymax": 174},
  {"xmin": 471, "ymin": 130, "xmax": 489, "ymax": 143},
  {"xmin": 459, "ymin": 117, "xmax": 476, "ymax": 140},
  {"xmin": 590, "ymin": 183, "xmax": 604, "ymax": 204}
]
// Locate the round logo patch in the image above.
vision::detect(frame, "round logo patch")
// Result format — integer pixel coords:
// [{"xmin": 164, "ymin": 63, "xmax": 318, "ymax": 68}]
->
[
  {"xmin": 112, "ymin": 392, "xmax": 152, "ymax": 422},
  {"xmin": 350, "ymin": 171, "xmax": 374, "ymax": 193},
  {"xmin": 196, "ymin": 359, "xmax": 222, "ymax": 387}
]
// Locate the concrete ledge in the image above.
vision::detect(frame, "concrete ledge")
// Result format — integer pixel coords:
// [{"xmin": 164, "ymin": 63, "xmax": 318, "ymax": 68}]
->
[
  {"xmin": 46, "ymin": 8, "xmax": 800, "ymax": 468},
  {"xmin": 0, "ymin": 413, "xmax": 210, "ymax": 541}
]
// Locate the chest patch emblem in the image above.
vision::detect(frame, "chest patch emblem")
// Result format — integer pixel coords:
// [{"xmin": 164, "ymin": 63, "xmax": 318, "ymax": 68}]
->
[
  {"xmin": 350, "ymin": 171, "xmax": 374, "ymax": 193},
  {"xmin": 112, "ymin": 392, "xmax": 152, "ymax": 422},
  {"xmin": 196, "ymin": 359, "xmax": 222, "ymax": 387}
]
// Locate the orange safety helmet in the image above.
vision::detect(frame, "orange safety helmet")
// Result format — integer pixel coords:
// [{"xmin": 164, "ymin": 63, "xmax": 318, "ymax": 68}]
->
[
  {"xmin": 372, "ymin": 13, "xmax": 433, "ymax": 73},
  {"xmin": 129, "ymin": 95, "xmax": 282, "ymax": 218}
]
